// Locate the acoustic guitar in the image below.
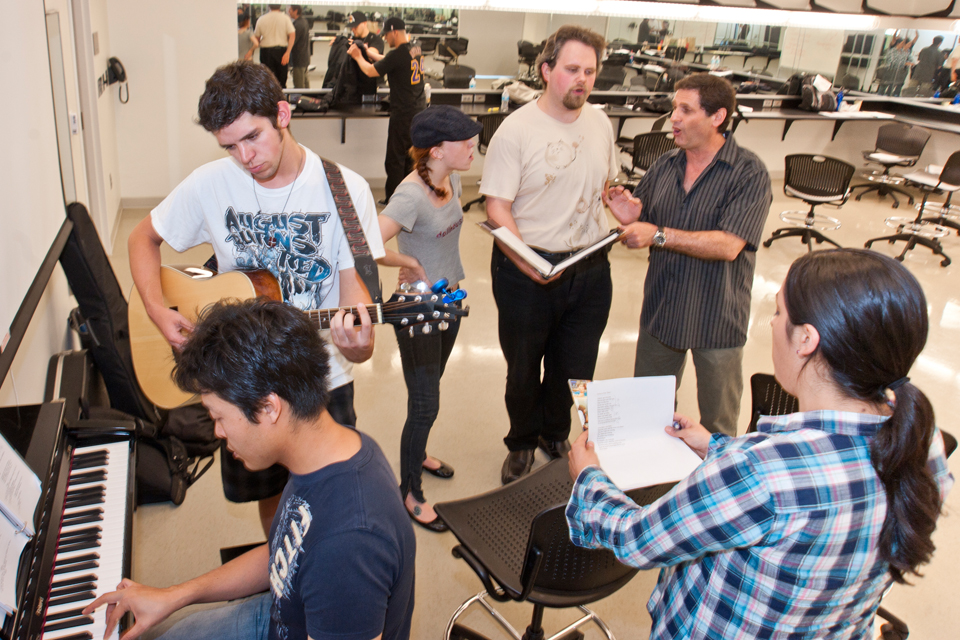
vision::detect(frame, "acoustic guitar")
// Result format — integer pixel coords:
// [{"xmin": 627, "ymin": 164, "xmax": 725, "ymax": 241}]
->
[{"xmin": 129, "ymin": 265, "xmax": 467, "ymax": 409}]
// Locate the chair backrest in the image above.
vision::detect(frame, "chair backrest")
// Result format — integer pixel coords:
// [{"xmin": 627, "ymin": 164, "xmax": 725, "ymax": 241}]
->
[
  {"xmin": 650, "ymin": 113, "xmax": 670, "ymax": 131},
  {"xmin": 443, "ymin": 64, "xmax": 475, "ymax": 89},
  {"xmin": 416, "ymin": 37, "xmax": 438, "ymax": 55},
  {"xmin": 477, "ymin": 112, "xmax": 507, "ymax": 154},
  {"xmin": 784, "ymin": 154, "xmax": 856, "ymax": 200},
  {"xmin": 632, "ymin": 131, "xmax": 678, "ymax": 173},
  {"xmin": 437, "ymin": 37, "xmax": 468, "ymax": 63},
  {"xmin": 875, "ymin": 123, "xmax": 930, "ymax": 159},
  {"xmin": 594, "ymin": 66, "xmax": 626, "ymax": 91},
  {"xmin": 937, "ymin": 151, "xmax": 960, "ymax": 187},
  {"xmin": 518, "ymin": 40, "xmax": 542, "ymax": 64},
  {"xmin": 747, "ymin": 373, "xmax": 799, "ymax": 433}
]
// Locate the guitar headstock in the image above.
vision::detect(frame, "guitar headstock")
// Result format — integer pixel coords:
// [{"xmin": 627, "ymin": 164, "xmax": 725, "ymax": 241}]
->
[{"xmin": 384, "ymin": 287, "xmax": 470, "ymax": 337}]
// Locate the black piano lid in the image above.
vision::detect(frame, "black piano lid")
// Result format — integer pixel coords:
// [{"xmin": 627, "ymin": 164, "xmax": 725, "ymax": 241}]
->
[{"xmin": 0, "ymin": 400, "xmax": 66, "ymax": 481}]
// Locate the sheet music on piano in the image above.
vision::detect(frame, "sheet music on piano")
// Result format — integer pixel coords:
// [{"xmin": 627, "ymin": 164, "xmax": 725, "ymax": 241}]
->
[{"xmin": 0, "ymin": 432, "xmax": 42, "ymax": 621}]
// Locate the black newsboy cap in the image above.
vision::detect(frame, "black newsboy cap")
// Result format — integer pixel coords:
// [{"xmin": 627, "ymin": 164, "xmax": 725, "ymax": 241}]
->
[{"xmin": 411, "ymin": 106, "xmax": 484, "ymax": 148}]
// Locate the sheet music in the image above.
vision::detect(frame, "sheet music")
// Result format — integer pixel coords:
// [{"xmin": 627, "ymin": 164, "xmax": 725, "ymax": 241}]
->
[
  {"xmin": 586, "ymin": 376, "xmax": 702, "ymax": 490},
  {"xmin": 0, "ymin": 432, "xmax": 41, "ymax": 537},
  {"xmin": 0, "ymin": 515, "xmax": 29, "ymax": 615}
]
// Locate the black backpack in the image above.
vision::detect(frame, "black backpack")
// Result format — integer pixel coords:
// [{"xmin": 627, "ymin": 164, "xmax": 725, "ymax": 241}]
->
[
  {"xmin": 799, "ymin": 84, "xmax": 837, "ymax": 112},
  {"xmin": 783, "ymin": 73, "xmax": 812, "ymax": 96}
]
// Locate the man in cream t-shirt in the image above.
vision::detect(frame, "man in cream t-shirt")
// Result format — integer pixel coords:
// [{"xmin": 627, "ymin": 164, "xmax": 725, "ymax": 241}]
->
[
  {"xmin": 480, "ymin": 25, "xmax": 618, "ymax": 484},
  {"xmin": 128, "ymin": 61, "xmax": 384, "ymax": 533}
]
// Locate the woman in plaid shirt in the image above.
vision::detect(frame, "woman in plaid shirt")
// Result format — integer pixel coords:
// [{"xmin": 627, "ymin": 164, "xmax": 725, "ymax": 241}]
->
[{"xmin": 566, "ymin": 248, "xmax": 953, "ymax": 639}]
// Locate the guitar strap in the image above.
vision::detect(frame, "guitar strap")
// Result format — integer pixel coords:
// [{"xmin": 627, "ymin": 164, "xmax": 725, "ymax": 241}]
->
[{"xmin": 320, "ymin": 157, "xmax": 382, "ymax": 303}]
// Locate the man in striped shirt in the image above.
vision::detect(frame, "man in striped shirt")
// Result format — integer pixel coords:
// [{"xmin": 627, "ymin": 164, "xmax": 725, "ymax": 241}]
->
[{"xmin": 605, "ymin": 74, "xmax": 771, "ymax": 436}]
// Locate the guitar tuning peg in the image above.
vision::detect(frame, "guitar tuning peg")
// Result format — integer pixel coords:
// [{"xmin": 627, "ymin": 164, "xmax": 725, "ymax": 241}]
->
[
  {"xmin": 416, "ymin": 313, "xmax": 425, "ymax": 321},
  {"xmin": 438, "ymin": 321, "xmax": 449, "ymax": 331},
  {"xmin": 408, "ymin": 326, "xmax": 415, "ymax": 338},
  {"xmin": 421, "ymin": 324, "xmax": 432, "ymax": 334},
  {"xmin": 430, "ymin": 294, "xmax": 439, "ymax": 302},
  {"xmin": 414, "ymin": 295, "xmax": 422, "ymax": 302},
  {"xmin": 432, "ymin": 310, "xmax": 441, "ymax": 319},
  {"xmin": 400, "ymin": 318, "xmax": 409, "ymax": 326},
  {"xmin": 399, "ymin": 282, "xmax": 411, "ymax": 293},
  {"xmin": 397, "ymin": 295, "xmax": 406, "ymax": 302}
]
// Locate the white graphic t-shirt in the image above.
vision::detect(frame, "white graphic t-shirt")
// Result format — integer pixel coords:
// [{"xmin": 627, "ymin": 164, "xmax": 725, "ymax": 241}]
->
[{"xmin": 151, "ymin": 146, "xmax": 385, "ymax": 389}]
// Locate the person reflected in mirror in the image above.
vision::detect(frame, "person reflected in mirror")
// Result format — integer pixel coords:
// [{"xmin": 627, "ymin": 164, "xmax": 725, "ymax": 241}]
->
[{"xmin": 567, "ymin": 248, "xmax": 953, "ymax": 640}]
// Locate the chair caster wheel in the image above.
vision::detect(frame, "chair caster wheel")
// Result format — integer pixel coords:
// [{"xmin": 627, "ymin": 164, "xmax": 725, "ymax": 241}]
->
[
  {"xmin": 942, "ymin": 258, "xmax": 951, "ymax": 267},
  {"xmin": 896, "ymin": 255, "xmax": 904, "ymax": 262},
  {"xmin": 815, "ymin": 237, "xmax": 823, "ymax": 244},
  {"xmin": 855, "ymin": 195, "xmax": 863, "ymax": 201},
  {"xmin": 763, "ymin": 239, "xmax": 773, "ymax": 248},
  {"xmin": 892, "ymin": 202, "xmax": 899, "ymax": 209}
]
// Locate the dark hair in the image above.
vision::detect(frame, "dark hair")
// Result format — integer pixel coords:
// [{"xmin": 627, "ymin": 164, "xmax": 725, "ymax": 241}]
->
[
  {"xmin": 536, "ymin": 25, "xmax": 606, "ymax": 84},
  {"xmin": 173, "ymin": 299, "xmax": 330, "ymax": 424},
  {"xmin": 674, "ymin": 73, "xmax": 737, "ymax": 133},
  {"xmin": 933, "ymin": 36, "xmax": 944, "ymax": 45},
  {"xmin": 409, "ymin": 146, "xmax": 447, "ymax": 198},
  {"xmin": 782, "ymin": 248, "xmax": 941, "ymax": 584},
  {"xmin": 289, "ymin": 4, "xmax": 302, "ymax": 15},
  {"xmin": 197, "ymin": 61, "xmax": 284, "ymax": 133}
]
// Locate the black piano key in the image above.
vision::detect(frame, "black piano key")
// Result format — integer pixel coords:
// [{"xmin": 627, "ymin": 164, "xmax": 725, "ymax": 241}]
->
[
  {"xmin": 53, "ymin": 560, "xmax": 100, "ymax": 573},
  {"xmin": 45, "ymin": 606, "xmax": 86, "ymax": 622},
  {"xmin": 44, "ymin": 615, "xmax": 95, "ymax": 633},
  {"xmin": 51, "ymin": 574, "xmax": 97, "ymax": 589},
  {"xmin": 57, "ymin": 538, "xmax": 102, "ymax": 555},
  {"xmin": 71, "ymin": 451, "xmax": 108, "ymax": 469},
  {"xmin": 48, "ymin": 590, "xmax": 96, "ymax": 608},
  {"xmin": 50, "ymin": 581, "xmax": 96, "ymax": 598},
  {"xmin": 62, "ymin": 509, "xmax": 104, "ymax": 527},
  {"xmin": 59, "ymin": 526, "xmax": 101, "ymax": 542},
  {"xmin": 65, "ymin": 493, "xmax": 105, "ymax": 509},
  {"xmin": 54, "ymin": 552, "xmax": 100, "ymax": 569},
  {"xmin": 68, "ymin": 470, "xmax": 107, "ymax": 486}
]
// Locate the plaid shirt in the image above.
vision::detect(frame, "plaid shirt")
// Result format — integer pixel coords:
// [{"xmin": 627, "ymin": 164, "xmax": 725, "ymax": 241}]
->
[{"xmin": 566, "ymin": 411, "xmax": 953, "ymax": 639}]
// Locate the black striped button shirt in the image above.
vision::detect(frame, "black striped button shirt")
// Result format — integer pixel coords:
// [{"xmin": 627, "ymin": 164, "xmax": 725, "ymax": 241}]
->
[{"xmin": 634, "ymin": 135, "xmax": 771, "ymax": 350}]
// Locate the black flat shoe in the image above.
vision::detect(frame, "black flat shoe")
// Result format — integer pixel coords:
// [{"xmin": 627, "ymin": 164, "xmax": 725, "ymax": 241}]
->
[
  {"xmin": 422, "ymin": 458, "xmax": 454, "ymax": 479},
  {"xmin": 407, "ymin": 508, "xmax": 448, "ymax": 533}
]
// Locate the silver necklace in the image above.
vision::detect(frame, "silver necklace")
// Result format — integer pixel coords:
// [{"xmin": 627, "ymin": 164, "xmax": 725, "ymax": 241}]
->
[{"xmin": 252, "ymin": 146, "xmax": 305, "ymax": 214}]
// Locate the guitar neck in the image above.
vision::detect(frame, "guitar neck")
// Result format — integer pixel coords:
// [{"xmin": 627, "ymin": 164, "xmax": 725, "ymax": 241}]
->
[{"xmin": 306, "ymin": 304, "xmax": 384, "ymax": 330}]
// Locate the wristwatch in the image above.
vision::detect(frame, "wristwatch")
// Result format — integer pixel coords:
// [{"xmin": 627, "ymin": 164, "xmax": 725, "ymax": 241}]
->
[{"xmin": 653, "ymin": 226, "xmax": 667, "ymax": 248}]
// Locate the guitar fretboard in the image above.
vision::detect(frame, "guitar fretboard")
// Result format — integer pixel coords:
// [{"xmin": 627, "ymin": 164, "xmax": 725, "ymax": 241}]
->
[{"xmin": 306, "ymin": 303, "xmax": 385, "ymax": 329}]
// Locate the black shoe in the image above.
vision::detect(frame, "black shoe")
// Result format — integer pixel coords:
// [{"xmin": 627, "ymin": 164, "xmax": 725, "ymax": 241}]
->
[
  {"xmin": 501, "ymin": 449, "xmax": 535, "ymax": 485},
  {"xmin": 378, "ymin": 198, "xmax": 389, "ymax": 206},
  {"xmin": 407, "ymin": 507, "xmax": 448, "ymax": 532},
  {"xmin": 423, "ymin": 458, "xmax": 454, "ymax": 479},
  {"xmin": 538, "ymin": 437, "xmax": 571, "ymax": 460}
]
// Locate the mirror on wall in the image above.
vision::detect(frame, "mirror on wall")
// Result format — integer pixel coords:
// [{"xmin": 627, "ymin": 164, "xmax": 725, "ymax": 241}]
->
[{"xmin": 238, "ymin": 3, "xmax": 959, "ymax": 100}]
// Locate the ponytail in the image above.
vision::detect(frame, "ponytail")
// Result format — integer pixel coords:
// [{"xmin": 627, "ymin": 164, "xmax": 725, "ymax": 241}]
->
[
  {"xmin": 871, "ymin": 382, "xmax": 942, "ymax": 583},
  {"xmin": 408, "ymin": 146, "xmax": 447, "ymax": 199}
]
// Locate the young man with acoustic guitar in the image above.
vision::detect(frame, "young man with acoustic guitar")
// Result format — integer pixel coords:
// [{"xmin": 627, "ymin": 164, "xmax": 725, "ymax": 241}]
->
[{"xmin": 128, "ymin": 60, "xmax": 385, "ymax": 533}]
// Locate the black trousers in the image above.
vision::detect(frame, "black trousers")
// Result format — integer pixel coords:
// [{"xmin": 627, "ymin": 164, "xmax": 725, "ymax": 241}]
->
[
  {"xmin": 384, "ymin": 109, "xmax": 420, "ymax": 201},
  {"xmin": 259, "ymin": 46, "xmax": 288, "ymax": 88},
  {"xmin": 491, "ymin": 244, "xmax": 612, "ymax": 451}
]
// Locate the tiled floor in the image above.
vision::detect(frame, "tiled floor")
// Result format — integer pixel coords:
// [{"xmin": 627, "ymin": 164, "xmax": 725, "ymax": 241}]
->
[{"xmin": 112, "ymin": 179, "xmax": 960, "ymax": 639}]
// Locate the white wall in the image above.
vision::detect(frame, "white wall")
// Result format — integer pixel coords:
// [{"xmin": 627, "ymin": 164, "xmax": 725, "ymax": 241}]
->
[
  {"xmin": 106, "ymin": 0, "xmax": 236, "ymax": 204},
  {"xmin": 459, "ymin": 10, "xmax": 524, "ymax": 77},
  {"xmin": 0, "ymin": 2, "xmax": 77, "ymax": 405}
]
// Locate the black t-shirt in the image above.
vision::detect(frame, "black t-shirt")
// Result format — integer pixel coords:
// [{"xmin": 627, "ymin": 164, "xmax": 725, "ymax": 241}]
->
[
  {"xmin": 374, "ymin": 42, "xmax": 426, "ymax": 114},
  {"xmin": 291, "ymin": 16, "xmax": 310, "ymax": 66},
  {"xmin": 268, "ymin": 432, "xmax": 416, "ymax": 640},
  {"xmin": 362, "ymin": 32, "xmax": 385, "ymax": 55}
]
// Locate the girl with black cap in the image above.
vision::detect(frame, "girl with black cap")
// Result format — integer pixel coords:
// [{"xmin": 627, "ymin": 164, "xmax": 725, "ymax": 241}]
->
[{"xmin": 378, "ymin": 105, "xmax": 483, "ymax": 532}]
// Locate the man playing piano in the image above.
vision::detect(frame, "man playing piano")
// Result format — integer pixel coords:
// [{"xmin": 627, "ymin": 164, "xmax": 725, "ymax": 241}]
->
[
  {"xmin": 84, "ymin": 298, "xmax": 416, "ymax": 640},
  {"xmin": 127, "ymin": 60, "xmax": 384, "ymax": 535}
]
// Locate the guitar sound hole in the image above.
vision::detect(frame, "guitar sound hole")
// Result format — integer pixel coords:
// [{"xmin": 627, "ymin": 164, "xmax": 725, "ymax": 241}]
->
[{"xmin": 170, "ymin": 306, "xmax": 179, "ymax": 312}]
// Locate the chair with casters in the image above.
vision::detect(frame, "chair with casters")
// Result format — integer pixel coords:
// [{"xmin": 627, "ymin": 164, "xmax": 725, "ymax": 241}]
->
[
  {"xmin": 443, "ymin": 64, "xmax": 476, "ymax": 89},
  {"xmin": 415, "ymin": 37, "xmax": 438, "ymax": 56},
  {"xmin": 618, "ymin": 131, "xmax": 678, "ymax": 189},
  {"xmin": 763, "ymin": 154, "xmax": 855, "ymax": 252},
  {"xmin": 462, "ymin": 112, "xmax": 508, "ymax": 212},
  {"xmin": 437, "ymin": 37, "xmax": 469, "ymax": 66},
  {"xmin": 517, "ymin": 40, "xmax": 544, "ymax": 88},
  {"xmin": 865, "ymin": 151, "xmax": 960, "ymax": 267},
  {"xmin": 594, "ymin": 65, "xmax": 626, "ymax": 91},
  {"xmin": 435, "ymin": 458, "xmax": 675, "ymax": 640},
  {"xmin": 850, "ymin": 123, "xmax": 930, "ymax": 208},
  {"xmin": 911, "ymin": 151, "xmax": 960, "ymax": 236}
]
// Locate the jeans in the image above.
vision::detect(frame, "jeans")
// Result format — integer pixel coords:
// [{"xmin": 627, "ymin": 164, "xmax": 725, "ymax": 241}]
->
[
  {"xmin": 395, "ymin": 312, "xmax": 461, "ymax": 502},
  {"xmin": 156, "ymin": 593, "xmax": 271, "ymax": 640},
  {"xmin": 634, "ymin": 328, "xmax": 743, "ymax": 437},
  {"xmin": 491, "ymin": 243, "xmax": 612, "ymax": 451}
]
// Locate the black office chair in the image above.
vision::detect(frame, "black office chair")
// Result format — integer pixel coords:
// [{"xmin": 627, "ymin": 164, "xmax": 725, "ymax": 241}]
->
[
  {"xmin": 618, "ymin": 131, "xmax": 678, "ymax": 189},
  {"xmin": 437, "ymin": 37, "xmax": 469, "ymax": 66},
  {"xmin": 517, "ymin": 40, "xmax": 544, "ymax": 88},
  {"xmin": 443, "ymin": 64, "xmax": 476, "ymax": 89},
  {"xmin": 435, "ymin": 459, "xmax": 674, "ymax": 640},
  {"xmin": 594, "ymin": 65, "xmax": 626, "ymax": 91},
  {"xmin": 763, "ymin": 154, "xmax": 855, "ymax": 252},
  {"xmin": 463, "ymin": 112, "xmax": 508, "ymax": 212},
  {"xmin": 850, "ymin": 123, "xmax": 930, "ymax": 209},
  {"xmin": 414, "ymin": 37, "xmax": 438, "ymax": 56},
  {"xmin": 913, "ymin": 151, "xmax": 960, "ymax": 236},
  {"xmin": 865, "ymin": 151, "xmax": 960, "ymax": 267}
]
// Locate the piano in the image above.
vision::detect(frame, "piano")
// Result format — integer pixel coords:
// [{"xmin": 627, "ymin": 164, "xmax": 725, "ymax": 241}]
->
[{"xmin": 1, "ymin": 352, "xmax": 136, "ymax": 640}]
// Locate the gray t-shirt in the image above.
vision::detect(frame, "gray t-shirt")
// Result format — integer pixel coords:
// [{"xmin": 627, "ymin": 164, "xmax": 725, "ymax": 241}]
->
[{"xmin": 381, "ymin": 173, "xmax": 465, "ymax": 285}]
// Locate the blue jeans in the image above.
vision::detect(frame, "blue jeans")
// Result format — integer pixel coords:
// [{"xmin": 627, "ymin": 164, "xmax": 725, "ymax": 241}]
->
[
  {"xmin": 491, "ymin": 244, "xmax": 612, "ymax": 451},
  {"xmin": 156, "ymin": 593, "xmax": 271, "ymax": 640},
  {"xmin": 395, "ymin": 312, "xmax": 461, "ymax": 502}
]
